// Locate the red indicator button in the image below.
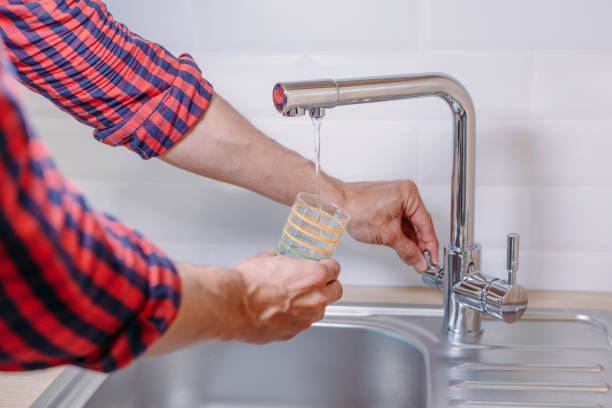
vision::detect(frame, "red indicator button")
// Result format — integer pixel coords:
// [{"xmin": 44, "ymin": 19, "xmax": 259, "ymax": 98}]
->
[{"xmin": 273, "ymin": 84, "xmax": 285, "ymax": 106}]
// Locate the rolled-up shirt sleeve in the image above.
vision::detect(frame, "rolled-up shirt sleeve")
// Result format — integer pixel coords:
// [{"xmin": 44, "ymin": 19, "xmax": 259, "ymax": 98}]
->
[
  {"xmin": 0, "ymin": 0, "xmax": 214, "ymax": 159},
  {"xmin": 0, "ymin": 42, "xmax": 181, "ymax": 372}
]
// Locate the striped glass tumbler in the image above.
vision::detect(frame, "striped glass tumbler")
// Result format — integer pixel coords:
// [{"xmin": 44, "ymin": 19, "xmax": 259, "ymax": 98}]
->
[{"xmin": 275, "ymin": 192, "xmax": 351, "ymax": 261}]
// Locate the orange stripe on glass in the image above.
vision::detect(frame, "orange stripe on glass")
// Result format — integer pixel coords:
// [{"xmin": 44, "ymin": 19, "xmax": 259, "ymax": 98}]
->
[
  {"xmin": 290, "ymin": 206, "xmax": 345, "ymax": 234},
  {"xmin": 294, "ymin": 201, "xmax": 340, "ymax": 222},
  {"xmin": 282, "ymin": 226, "xmax": 334, "ymax": 254},
  {"xmin": 286, "ymin": 217, "xmax": 340, "ymax": 244}
]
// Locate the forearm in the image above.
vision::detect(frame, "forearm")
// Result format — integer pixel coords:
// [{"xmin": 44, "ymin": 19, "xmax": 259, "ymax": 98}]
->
[
  {"xmin": 161, "ymin": 94, "xmax": 346, "ymax": 207},
  {"xmin": 145, "ymin": 263, "xmax": 248, "ymax": 357}
]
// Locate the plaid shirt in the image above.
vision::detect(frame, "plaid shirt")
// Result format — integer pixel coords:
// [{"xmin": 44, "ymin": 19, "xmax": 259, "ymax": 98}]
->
[{"xmin": 0, "ymin": 0, "xmax": 214, "ymax": 372}]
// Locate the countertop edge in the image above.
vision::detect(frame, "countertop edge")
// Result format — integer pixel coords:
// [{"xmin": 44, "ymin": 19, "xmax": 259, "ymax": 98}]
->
[{"xmin": 341, "ymin": 286, "xmax": 612, "ymax": 310}]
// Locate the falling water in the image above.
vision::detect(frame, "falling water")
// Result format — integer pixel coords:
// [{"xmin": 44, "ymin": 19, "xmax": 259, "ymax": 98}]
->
[{"xmin": 312, "ymin": 116, "xmax": 322, "ymax": 223}]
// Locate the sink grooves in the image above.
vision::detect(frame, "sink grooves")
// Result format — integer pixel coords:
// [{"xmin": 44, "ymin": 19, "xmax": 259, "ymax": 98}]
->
[
  {"xmin": 450, "ymin": 402, "xmax": 603, "ymax": 408},
  {"xmin": 454, "ymin": 363, "xmax": 604, "ymax": 372},
  {"xmin": 451, "ymin": 380, "xmax": 610, "ymax": 392}
]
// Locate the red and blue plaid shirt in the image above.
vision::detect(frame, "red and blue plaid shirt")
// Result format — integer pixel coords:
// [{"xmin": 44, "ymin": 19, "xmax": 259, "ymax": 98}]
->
[{"xmin": 0, "ymin": 0, "xmax": 214, "ymax": 372}]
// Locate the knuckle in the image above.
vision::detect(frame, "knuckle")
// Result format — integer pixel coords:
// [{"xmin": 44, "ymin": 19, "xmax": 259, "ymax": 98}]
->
[
  {"xmin": 311, "ymin": 266, "xmax": 327, "ymax": 283},
  {"xmin": 400, "ymin": 179, "xmax": 417, "ymax": 195},
  {"xmin": 325, "ymin": 258, "xmax": 340, "ymax": 268}
]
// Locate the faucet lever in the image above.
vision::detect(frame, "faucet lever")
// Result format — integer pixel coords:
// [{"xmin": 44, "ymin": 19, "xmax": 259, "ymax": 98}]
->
[
  {"xmin": 478, "ymin": 232, "xmax": 527, "ymax": 323},
  {"xmin": 424, "ymin": 250, "xmax": 435, "ymax": 268},
  {"xmin": 422, "ymin": 250, "xmax": 444, "ymax": 289},
  {"xmin": 506, "ymin": 233, "xmax": 520, "ymax": 286}
]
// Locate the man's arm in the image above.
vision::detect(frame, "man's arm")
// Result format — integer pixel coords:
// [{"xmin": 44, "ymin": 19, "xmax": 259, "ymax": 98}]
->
[
  {"xmin": 0, "ymin": 57, "xmax": 341, "ymax": 370},
  {"xmin": 162, "ymin": 95, "xmax": 440, "ymax": 270},
  {"xmin": 0, "ymin": 0, "xmax": 439, "ymax": 269}
]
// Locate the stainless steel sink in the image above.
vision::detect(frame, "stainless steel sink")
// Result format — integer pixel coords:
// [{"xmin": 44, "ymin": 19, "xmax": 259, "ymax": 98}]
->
[
  {"xmin": 32, "ymin": 303, "xmax": 612, "ymax": 408},
  {"xmin": 80, "ymin": 325, "xmax": 426, "ymax": 408}
]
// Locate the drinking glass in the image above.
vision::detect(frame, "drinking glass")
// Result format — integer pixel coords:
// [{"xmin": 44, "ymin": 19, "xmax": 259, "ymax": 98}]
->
[{"xmin": 275, "ymin": 192, "xmax": 351, "ymax": 260}]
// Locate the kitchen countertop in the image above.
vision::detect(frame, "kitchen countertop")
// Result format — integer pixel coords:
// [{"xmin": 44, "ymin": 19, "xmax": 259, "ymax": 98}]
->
[{"xmin": 2, "ymin": 286, "xmax": 611, "ymax": 408}]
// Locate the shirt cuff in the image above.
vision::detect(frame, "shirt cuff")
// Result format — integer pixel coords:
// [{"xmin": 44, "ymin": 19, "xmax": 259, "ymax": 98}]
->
[
  {"xmin": 83, "ymin": 225, "xmax": 183, "ymax": 372},
  {"xmin": 93, "ymin": 53, "xmax": 214, "ymax": 160}
]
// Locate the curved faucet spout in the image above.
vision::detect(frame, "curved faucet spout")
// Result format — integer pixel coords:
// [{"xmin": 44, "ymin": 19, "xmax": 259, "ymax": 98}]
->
[{"xmin": 273, "ymin": 73, "xmax": 475, "ymax": 250}]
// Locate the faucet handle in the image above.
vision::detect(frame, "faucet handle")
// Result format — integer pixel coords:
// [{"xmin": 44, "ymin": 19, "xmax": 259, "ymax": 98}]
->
[
  {"xmin": 424, "ymin": 250, "xmax": 435, "ymax": 269},
  {"xmin": 422, "ymin": 250, "xmax": 444, "ymax": 289},
  {"xmin": 506, "ymin": 233, "xmax": 520, "ymax": 286},
  {"xmin": 479, "ymin": 233, "xmax": 527, "ymax": 323}
]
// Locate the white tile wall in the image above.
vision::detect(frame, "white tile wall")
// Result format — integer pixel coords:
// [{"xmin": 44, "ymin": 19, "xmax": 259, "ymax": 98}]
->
[
  {"xmin": 255, "ymin": 119, "xmax": 420, "ymax": 182},
  {"xmin": 533, "ymin": 52, "xmax": 612, "ymax": 120},
  {"xmin": 103, "ymin": 0, "xmax": 201, "ymax": 56},
  {"xmin": 193, "ymin": 1, "xmax": 421, "ymax": 53},
  {"xmin": 419, "ymin": 120, "xmax": 612, "ymax": 187},
  {"xmin": 16, "ymin": 0, "xmax": 612, "ymax": 292},
  {"xmin": 424, "ymin": 0, "xmax": 612, "ymax": 50}
]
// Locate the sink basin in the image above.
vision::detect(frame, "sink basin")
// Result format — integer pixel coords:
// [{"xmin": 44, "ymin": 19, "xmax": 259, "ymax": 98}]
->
[
  {"xmin": 32, "ymin": 304, "xmax": 612, "ymax": 408},
  {"xmin": 84, "ymin": 326, "xmax": 426, "ymax": 408}
]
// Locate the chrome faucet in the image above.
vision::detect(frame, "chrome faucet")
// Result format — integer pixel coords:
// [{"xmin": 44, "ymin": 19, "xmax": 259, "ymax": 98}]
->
[{"xmin": 272, "ymin": 74, "xmax": 528, "ymax": 341}]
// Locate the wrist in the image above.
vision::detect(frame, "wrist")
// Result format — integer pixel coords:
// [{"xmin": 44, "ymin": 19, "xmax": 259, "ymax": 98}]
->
[
  {"xmin": 203, "ymin": 266, "xmax": 252, "ymax": 342},
  {"xmin": 322, "ymin": 174, "xmax": 349, "ymax": 209},
  {"xmin": 222, "ymin": 267, "xmax": 254, "ymax": 342},
  {"xmin": 145, "ymin": 264, "xmax": 250, "ymax": 356}
]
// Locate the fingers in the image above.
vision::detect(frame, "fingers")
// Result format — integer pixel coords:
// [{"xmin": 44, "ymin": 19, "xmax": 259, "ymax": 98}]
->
[
  {"xmin": 401, "ymin": 218, "xmax": 418, "ymax": 243},
  {"xmin": 405, "ymin": 191, "xmax": 440, "ymax": 264},
  {"xmin": 293, "ymin": 280, "xmax": 343, "ymax": 322},
  {"xmin": 323, "ymin": 279, "xmax": 343, "ymax": 304},
  {"xmin": 394, "ymin": 230, "xmax": 428, "ymax": 272},
  {"xmin": 318, "ymin": 258, "xmax": 341, "ymax": 284}
]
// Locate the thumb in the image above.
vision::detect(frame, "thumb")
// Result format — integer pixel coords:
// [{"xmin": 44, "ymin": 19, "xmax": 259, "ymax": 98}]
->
[{"xmin": 254, "ymin": 249, "xmax": 276, "ymax": 258}]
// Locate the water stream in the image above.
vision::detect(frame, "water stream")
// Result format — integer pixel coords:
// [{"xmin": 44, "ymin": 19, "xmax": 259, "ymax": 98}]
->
[{"xmin": 312, "ymin": 116, "xmax": 322, "ymax": 224}]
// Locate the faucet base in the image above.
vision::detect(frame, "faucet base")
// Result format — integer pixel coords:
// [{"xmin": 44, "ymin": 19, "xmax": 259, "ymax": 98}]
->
[
  {"xmin": 444, "ymin": 308, "xmax": 483, "ymax": 344},
  {"xmin": 443, "ymin": 243, "xmax": 483, "ymax": 340}
]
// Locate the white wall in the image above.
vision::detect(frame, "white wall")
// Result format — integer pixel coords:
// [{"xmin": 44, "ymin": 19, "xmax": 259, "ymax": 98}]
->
[{"xmin": 18, "ymin": 0, "xmax": 612, "ymax": 291}]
